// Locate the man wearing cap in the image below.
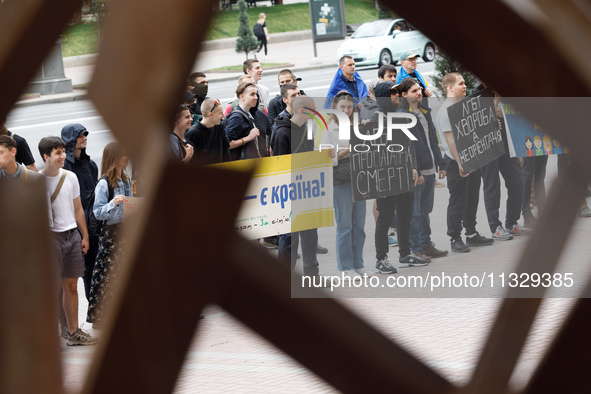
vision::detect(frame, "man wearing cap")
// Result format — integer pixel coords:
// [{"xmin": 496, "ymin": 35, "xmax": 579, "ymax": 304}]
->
[
  {"xmin": 61, "ymin": 124, "xmax": 98, "ymax": 300},
  {"xmin": 396, "ymin": 51, "xmax": 432, "ymax": 106},
  {"xmin": 267, "ymin": 69, "xmax": 305, "ymax": 126},
  {"xmin": 324, "ymin": 55, "xmax": 369, "ymax": 109}
]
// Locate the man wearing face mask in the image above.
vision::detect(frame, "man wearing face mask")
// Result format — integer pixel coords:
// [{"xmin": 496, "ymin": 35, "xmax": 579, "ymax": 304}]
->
[{"xmin": 188, "ymin": 72, "xmax": 209, "ymax": 121}]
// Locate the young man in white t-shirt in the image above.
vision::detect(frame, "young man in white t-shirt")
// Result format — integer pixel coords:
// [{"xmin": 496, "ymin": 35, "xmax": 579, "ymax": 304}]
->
[{"xmin": 38, "ymin": 136, "xmax": 96, "ymax": 346}]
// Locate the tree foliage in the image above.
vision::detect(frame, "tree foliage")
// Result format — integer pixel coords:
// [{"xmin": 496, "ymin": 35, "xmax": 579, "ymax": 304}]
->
[
  {"xmin": 377, "ymin": 1, "xmax": 394, "ymax": 19},
  {"xmin": 235, "ymin": 0, "xmax": 259, "ymax": 59},
  {"xmin": 431, "ymin": 51, "xmax": 477, "ymax": 97}
]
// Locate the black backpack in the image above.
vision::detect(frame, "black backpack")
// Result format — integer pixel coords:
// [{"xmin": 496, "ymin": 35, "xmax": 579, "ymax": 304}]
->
[
  {"xmin": 253, "ymin": 23, "xmax": 263, "ymax": 37},
  {"xmin": 88, "ymin": 176, "xmax": 114, "ymax": 238}
]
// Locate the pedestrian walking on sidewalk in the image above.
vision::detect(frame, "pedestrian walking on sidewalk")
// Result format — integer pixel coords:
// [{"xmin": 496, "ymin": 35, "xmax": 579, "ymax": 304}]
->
[{"xmin": 253, "ymin": 13, "xmax": 269, "ymax": 58}]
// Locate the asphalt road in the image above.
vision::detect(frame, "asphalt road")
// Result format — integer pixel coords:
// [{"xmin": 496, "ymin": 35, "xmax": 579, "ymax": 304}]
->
[{"xmin": 6, "ymin": 61, "xmax": 436, "ymax": 170}]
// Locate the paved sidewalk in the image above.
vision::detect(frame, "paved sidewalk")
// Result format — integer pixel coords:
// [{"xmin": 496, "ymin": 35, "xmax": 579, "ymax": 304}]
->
[{"xmin": 59, "ymin": 155, "xmax": 591, "ymax": 392}]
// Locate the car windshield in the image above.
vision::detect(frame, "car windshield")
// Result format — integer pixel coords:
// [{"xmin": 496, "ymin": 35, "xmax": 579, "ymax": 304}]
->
[{"xmin": 352, "ymin": 20, "xmax": 392, "ymax": 38}]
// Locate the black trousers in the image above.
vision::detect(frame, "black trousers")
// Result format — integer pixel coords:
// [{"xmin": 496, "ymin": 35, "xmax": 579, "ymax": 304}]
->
[
  {"xmin": 481, "ymin": 153, "xmax": 524, "ymax": 232},
  {"xmin": 375, "ymin": 190, "xmax": 414, "ymax": 261},
  {"xmin": 257, "ymin": 35, "xmax": 268, "ymax": 55},
  {"xmin": 446, "ymin": 158, "xmax": 481, "ymax": 240}
]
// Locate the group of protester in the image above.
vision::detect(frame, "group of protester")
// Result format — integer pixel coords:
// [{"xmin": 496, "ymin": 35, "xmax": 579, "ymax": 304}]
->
[{"xmin": 3, "ymin": 50, "xmax": 588, "ymax": 337}]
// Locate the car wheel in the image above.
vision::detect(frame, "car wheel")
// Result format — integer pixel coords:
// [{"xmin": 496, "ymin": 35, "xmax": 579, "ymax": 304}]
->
[
  {"xmin": 423, "ymin": 43, "xmax": 435, "ymax": 62},
  {"xmin": 379, "ymin": 49, "xmax": 392, "ymax": 67}
]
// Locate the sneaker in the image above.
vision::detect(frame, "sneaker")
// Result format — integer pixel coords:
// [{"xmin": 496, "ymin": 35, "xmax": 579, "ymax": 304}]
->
[
  {"xmin": 451, "ymin": 238, "xmax": 471, "ymax": 253},
  {"xmin": 67, "ymin": 328, "xmax": 97, "ymax": 346},
  {"xmin": 466, "ymin": 232, "xmax": 495, "ymax": 247},
  {"xmin": 316, "ymin": 243, "xmax": 328, "ymax": 254},
  {"xmin": 423, "ymin": 241, "xmax": 448, "ymax": 258},
  {"xmin": 388, "ymin": 237, "xmax": 399, "ymax": 247},
  {"xmin": 354, "ymin": 268, "xmax": 375, "ymax": 277},
  {"xmin": 388, "ymin": 227, "xmax": 396, "ymax": 236},
  {"xmin": 399, "ymin": 254, "xmax": 430, "ymax": 267},
  {"xmin": 507, "ymin": 223, "xmax": 531, "ymax": 235},
  {"xmin": 492, "ymin": 226, "xmax": 514, "ymax": 241},
  {"xmin": 579, "ymin": 206, "xmax": 591, "ymax": 218},
  {"xmin": 261, "ymin": 236, "xmax": 279, "ymax": 248},
  {"xmin": 376, "ymin": 259, "xmax": 397, "ymax": 274}
]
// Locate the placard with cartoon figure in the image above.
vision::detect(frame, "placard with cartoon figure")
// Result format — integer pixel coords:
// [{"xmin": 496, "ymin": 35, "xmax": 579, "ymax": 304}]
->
[{"xmin": 502, "ymin": 102, "xmax": 568, "ymax": 157}]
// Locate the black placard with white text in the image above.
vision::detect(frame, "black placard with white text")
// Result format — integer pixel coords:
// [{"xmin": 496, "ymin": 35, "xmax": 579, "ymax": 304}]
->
[
  {"xmin": 349, "ymin": 121, "xmax": 414, "ymax": 202},
  {"xmin": 447, "ymin": 92, "xmax": 505, "ymax": 173}
]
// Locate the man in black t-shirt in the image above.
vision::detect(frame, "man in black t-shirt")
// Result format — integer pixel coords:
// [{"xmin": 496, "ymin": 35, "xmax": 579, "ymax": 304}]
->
[
  {"xmin": 185, "ymin": 98, "xmax": 230, "ymax": 164},
  {"xmin": 1, "ymin": 116, "xmax": 38, "ymax": 171}
]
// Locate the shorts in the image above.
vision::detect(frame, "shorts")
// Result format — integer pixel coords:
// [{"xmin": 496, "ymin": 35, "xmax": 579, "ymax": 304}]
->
[{"xmin": 51, "ymin": 229, "xmax": 85, "ymax": 279}]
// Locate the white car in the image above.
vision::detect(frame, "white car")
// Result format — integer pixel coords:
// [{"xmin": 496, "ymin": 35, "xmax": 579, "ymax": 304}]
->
[{"xmin": 336, "ymin": 19, "xmax": 436, "ymax": 67}]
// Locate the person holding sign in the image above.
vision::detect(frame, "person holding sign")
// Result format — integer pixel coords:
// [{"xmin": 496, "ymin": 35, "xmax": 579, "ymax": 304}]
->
[
  {"xmin": 368, "ymin": 82, "xmax": 429, "ymax": 273},
  {"xmin": 398, "ymin": 78, "xmax": 449, "ymax": 259},
  {"xmin": 321, "ymin": 91, "xmax": 371, "ymax": 279},
  {"xmin": 274, "ymin": 96, "xmax": 323, "ymax": 279},
  {"xmin": 436, "ymin": 73, "xmax": 494, "ymax": 253},
  {"xmin": 87, "ymin": 142, "xmax": 133, "ymax": 327}
]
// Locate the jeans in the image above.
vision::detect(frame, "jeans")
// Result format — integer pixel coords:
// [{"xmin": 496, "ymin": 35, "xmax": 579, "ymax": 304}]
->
[
  {"xmin": 521, "ymin": 155, "xmax": 548, "ymax": 223},
  {"xmin": 481, "ymin": 153, "xmax": 524, "ymax": 232},
  {"xmin": 278, "ymin": 229, "xmax": 319, "ymax": 276},
  {"xmin": 333, "ymin": 183, "xmax": 366, "ymax": 271},
  {"xmin": 375, "ymin": 190, "xmax": 414, "ymax": 261},
  {"xmin": 410, "ymin": 174, "xmax": 435, "ymax": 252},
  {"xmin": 446, "ymin": 158, "xmax": 481, "ymax": 240}
]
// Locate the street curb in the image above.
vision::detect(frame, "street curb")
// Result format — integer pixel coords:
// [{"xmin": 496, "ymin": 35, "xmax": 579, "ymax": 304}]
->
[
  {"xmin": 202, "ymin": 30, "xmax": 312, "ymax": 51},
  {"xmin": 63, "ymin": 54, "xmax": 98, "ymax": 68},
  {"xmin": 62, "ymin": 30, "xmax": 314, "ymax": 68},
  {"xmin": 14, "ymin": 91, "xmax": 89, "ymax": 108}
]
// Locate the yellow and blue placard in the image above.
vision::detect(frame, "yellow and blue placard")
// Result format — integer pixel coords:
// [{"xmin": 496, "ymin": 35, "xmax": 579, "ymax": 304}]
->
[{"xmin": 213, "ymin": 151, "xmax": 334, "ymax": 239}]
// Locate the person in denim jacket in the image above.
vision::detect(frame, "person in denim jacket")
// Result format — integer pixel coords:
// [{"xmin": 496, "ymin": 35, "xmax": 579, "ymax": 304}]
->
[{"xmin": 86, "ymin": 142, "xmax": 132, "ymax": 327}]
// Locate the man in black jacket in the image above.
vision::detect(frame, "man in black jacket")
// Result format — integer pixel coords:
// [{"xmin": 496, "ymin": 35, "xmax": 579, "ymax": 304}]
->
[
  {"xmin": 366, "ymin": 81, "xmax": 430, "ymax": 273},
  {"xmin": 61, "ymin": 123, "xmax": 99, "ymax": 300},
  {"xmin": 274, "ymin": 96, "xmax": 323, "ymax": 277},
  {"xmin": 398, "ymin": 77, "xmax": 448, "ymax": 259},
  {"xmin": 267, "ymin": 69, "xmax": 304, "ymax": 126}
]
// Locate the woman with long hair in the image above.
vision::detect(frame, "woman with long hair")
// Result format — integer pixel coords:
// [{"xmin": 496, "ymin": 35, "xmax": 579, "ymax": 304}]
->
[
  {"xmin": 86, "ymin": 141, "xmax": 133, "ymax": 327},
  {"xmin": 321, "ymin": 91, "xmax": 371, "ymax": 279}
]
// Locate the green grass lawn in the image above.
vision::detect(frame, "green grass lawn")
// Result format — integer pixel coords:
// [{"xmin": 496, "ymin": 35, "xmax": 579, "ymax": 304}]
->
[
  {"xmin": 207, "ymin": 0, "xmax": 378, "ymax": 40},
  {"xmin": 61, "ymin": 0, "xmax": 379, "ymax": 56},
  {"xmin": 61, "ymin": 22, "xmax": 99, "ymax": 57}
]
